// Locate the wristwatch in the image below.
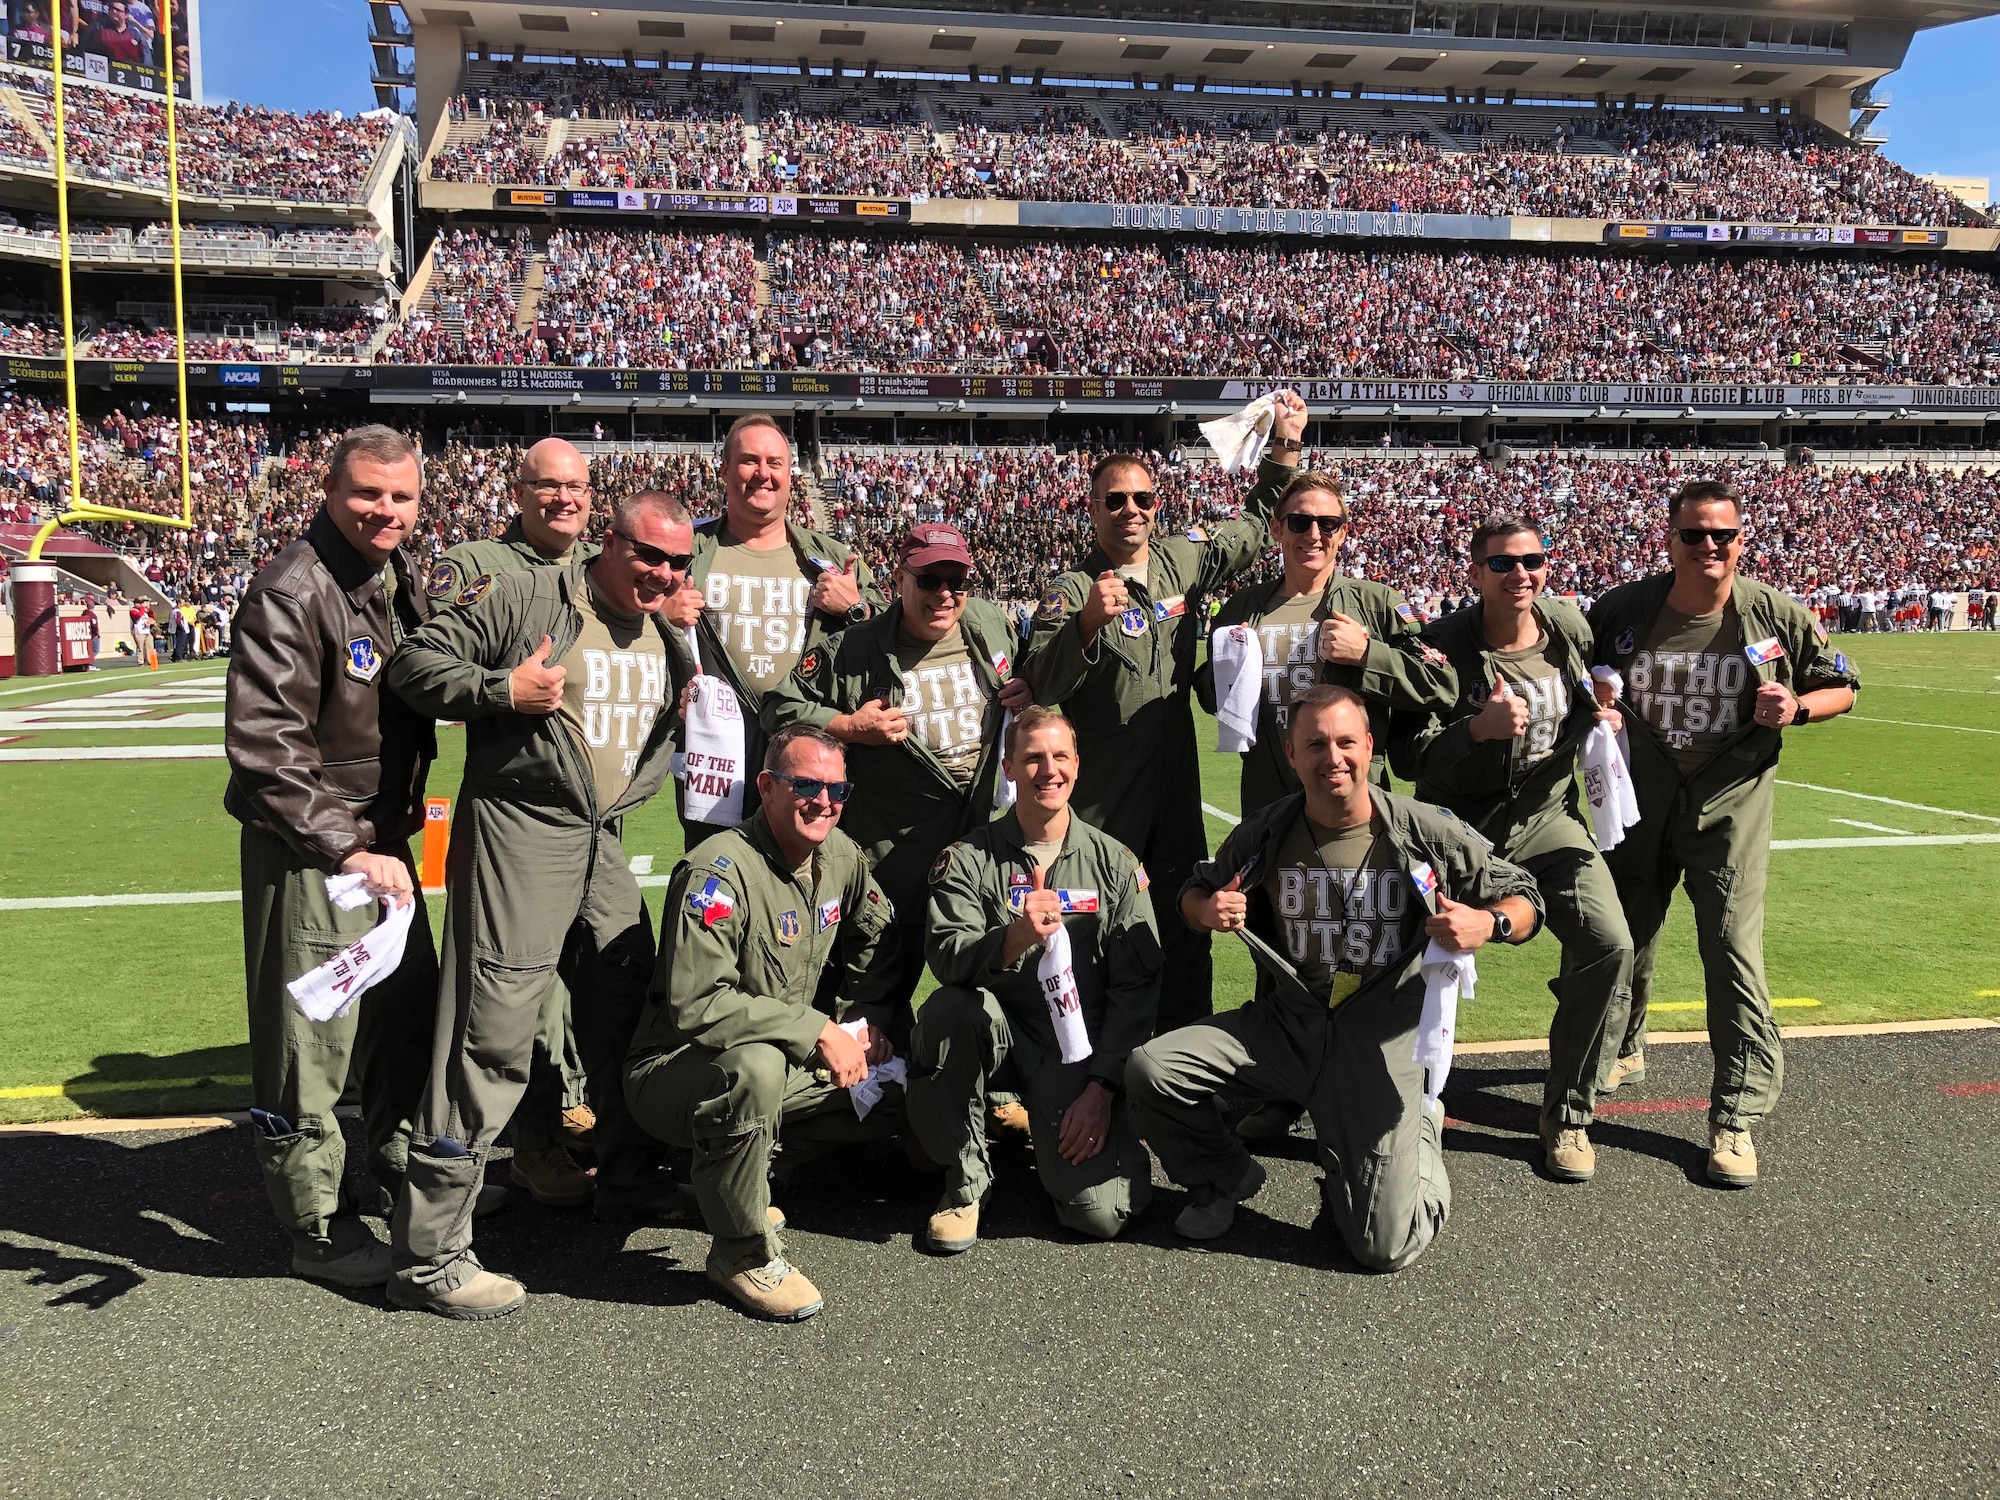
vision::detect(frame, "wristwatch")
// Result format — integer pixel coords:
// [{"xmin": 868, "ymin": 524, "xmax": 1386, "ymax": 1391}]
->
[
  {"xmin": 1790, "ymin": 702, "xmax": 1811, "ymax": 726},
  {"xmin": 1489, "ymin": 908, "xmax": 1514, "ymax": 944},
  {"xmin": 1270, "ymin": 438, "xmax": 1302, "ymax": 458},
  {"xmin": 844, "ymin": 603, "xmax": 868, "ymax": 625}
]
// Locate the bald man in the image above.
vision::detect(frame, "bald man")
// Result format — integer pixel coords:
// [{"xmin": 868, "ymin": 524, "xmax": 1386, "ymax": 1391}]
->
[{"xmin": 420, "ymin": 436, "xmax": 600, "ymax": 1211}]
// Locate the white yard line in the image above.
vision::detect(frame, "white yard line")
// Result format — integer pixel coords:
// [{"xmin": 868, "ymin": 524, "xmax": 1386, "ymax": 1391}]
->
[
  {"xmin": 1829, "ymin": 818, "xmax": 1914, "ymax": 835},
  {"xmin": 1771, "ymin": 834, "xmax": 2000, "ymax": 851},
  {"xmin": 0, "ymin": 663, "xmax": 222, "ymax": 699},
  {"xmin": 0, "ymin": 745, "xmax": 225, "ymax": 762},
  {"xmin": 1846, "ymin": 715, "xmax": 2000, "ymax": 736},
  {"xmin": 1777, "ymin": 779, "xmax": 2000, "ymax": 826},
  {"xmin": 1202, "ymin": 802, "xmax": 1242, "ymax": 826}
]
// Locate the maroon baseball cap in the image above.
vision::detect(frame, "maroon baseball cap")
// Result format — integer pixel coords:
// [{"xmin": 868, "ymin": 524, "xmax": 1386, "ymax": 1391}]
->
[{"xmin": 898, "ymin": 523, "xmax": 973, "ymax": 571}]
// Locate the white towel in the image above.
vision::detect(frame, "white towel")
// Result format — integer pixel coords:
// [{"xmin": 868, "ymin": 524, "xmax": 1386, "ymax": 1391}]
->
[
  {"xmin": 286, "ymin": 875, "xmax": 417, "ymax": 1023},
  {"xmin": 838, "ymin": 1018, "xmax": 908, "ymax": 1121},
  {"xmin": 1037, "ymin": 921, "xmax": 1094, "ymax": 1064},
  {"xmin": 1199, "ymin": 393, "xmax": 1280, "ymax": 475},
  {"xmin": 679, "ymin": 626, "xmax": 748, "ymax": 827},
  {"xmin": 1581, "ymin": 667, "xmax": 1641, "ymax": 852},
  {"xmin": 1415, "ymin": 939, "xmax": 1476, "ymax": 1106},
  {"xmin": 1210, "ymin": 623, "xmax": 1263, "ymax": 753}
]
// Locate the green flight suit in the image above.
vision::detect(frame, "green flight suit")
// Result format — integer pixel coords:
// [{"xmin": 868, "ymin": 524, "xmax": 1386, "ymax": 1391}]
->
[
  {"xmin": 681, "ymin": 516, "xmax": 887, "ymax": 845},
  {"xmin": 1589, "ymin": 573, "xmax": 1861, "ymax": 1131},
  {"xmin": 761, "ymin": 596, "xmax": 1015, "ymax": 1017},
  {"xmin": 1392, "ymin": 596, "xmax": 1634, "ymax": 1129},
  {"xmin": 425, "ymin": 515, "xmax": 602, "ymax": 1156},
  {"xmin": 625, "ymin": 813, "xmax": 902, "ymax": 1266},
  {"xmin": 1206, "ymin": 571, "xmax": 1457, "ymax": 811},
  {"xmin": 1019, "ymin": 454, "xmax": 1294, "ymax": 1031},
  {"xmin": 912, "ymin": 811, "xmax": 1161, "ymax": 1237},
  {"xmin": 1128, "ymin": 789, "xmax": 1544, "ymax": 1272},
  {"xmin": 382, "ymin": 561, "xmax": 695, "ymax": 1292}
]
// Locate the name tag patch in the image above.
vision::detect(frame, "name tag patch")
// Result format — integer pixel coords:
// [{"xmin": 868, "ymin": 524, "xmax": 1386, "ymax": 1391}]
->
[
  {"xmin": 1008, "ymin": 887, "xmax": 1099, "ymax": 914},
  {"xmin": 1745, "ymin": 637, "xmax": 1785, "ymax": 666},
  {"xmin": 1153, "ymin": 595, "xmax": 1187, "ymax": 622},
  {"xmin": 817, "ymin": 898, "xmax": 842, "ymax": 931}
]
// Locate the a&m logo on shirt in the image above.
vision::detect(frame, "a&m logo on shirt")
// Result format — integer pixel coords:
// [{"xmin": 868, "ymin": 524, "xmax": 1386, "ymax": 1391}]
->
[{"xmin": 344, "ymin": 637, "xmax": 381, "ymax": 684}]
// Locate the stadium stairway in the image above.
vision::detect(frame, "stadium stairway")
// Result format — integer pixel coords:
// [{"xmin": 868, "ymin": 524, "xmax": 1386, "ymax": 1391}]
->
[
  {"xmin": 0, "ymin": 80, "xmax": 52, "ymax": 159},
  {"xmin": 516, "ymin": 252, "xmax": 548, "ymax": 331}
]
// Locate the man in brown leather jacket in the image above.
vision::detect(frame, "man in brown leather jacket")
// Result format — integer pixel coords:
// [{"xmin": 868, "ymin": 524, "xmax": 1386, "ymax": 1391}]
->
[{"xmin": 224, "ymin": 425, "xmax": 442, "ymax": 1290}]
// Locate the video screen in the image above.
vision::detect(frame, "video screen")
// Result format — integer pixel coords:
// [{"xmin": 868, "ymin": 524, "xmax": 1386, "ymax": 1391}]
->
[{"xmin": 4, "ymin": 0, "xmax": 196, "ymax": 100}]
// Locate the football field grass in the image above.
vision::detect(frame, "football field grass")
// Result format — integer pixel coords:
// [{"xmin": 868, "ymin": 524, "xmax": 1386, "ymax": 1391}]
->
[{"xmin": 1, "ymin": 633, "xmax": 1996, "ymax": 1123}]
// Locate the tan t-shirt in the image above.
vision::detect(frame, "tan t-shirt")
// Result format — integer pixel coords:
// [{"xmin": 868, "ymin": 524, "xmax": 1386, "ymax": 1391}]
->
[
  {"xmin": 1489, "ymin": 632, "xmax": 1570, "ymax": 769},
  {"xmin": 1262, "ymin": 808, "xmax": 1408, "ymax": 1006},
  {"xmin": 705, "ymin": 538, "xmax": 815, "ymax": 696},
  {"xmin": 896, "ymin": 626, "xmax": 989, "ymax": 788},
  {"xmin": 1254, "ymin": 591, "xmax": 1322, "ymax": 735},
  {"xmin": 1023, "ymin": 837, "xmax": 1063, "ymax": 872},
  {"xmin": 557, "ymin": 579, "xmax": 669, "ymax": 809},
  {"xmin": 1630, "ymin": 603, "xmax": 1756, "ymax": 771}
]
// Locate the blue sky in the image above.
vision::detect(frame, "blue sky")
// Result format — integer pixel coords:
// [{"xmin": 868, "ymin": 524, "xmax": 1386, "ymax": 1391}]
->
[{"xmin": 199, "ymin": 0, "xmax": 1998, "ymax": 193}]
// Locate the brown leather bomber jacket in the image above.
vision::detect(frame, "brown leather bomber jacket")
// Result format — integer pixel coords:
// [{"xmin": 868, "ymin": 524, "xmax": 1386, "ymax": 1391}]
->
[{"xmin": 224, "ymin": 509, "xmax": 436, "ymax": 870}]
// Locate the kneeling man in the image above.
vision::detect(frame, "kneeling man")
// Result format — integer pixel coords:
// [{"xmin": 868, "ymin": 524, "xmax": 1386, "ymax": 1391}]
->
[
  {"xmin": 910, "ymin": 706, "xmax": 1160, "ymax": 1252},
  {"xmin": 1127, "ymin": 686, "xmax": 1542, "ymax": 1272},
  {"xmin": 625, "ymin": 724, "xmax": 902, "ymax": 1321}
]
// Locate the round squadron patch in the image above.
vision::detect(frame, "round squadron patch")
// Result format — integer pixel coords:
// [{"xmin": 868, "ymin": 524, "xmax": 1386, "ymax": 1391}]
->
[
  {"xmin": 799, "ymin": 648, "xmax": 823, "ymax": 679},
  {"xmin": 454, "ymin": 573, "xmax": 494, "ymax": 608},
  {"xmin": 929, "ymin": 846, "xmax": 955, "ymax": 884},
  {"xmin": 1035, "ymin": 587, "xmax": 1068, "ymax": 625},
  {"xmin": 425, "ymin": 559, "xmax": 463, "ymax": 600}
]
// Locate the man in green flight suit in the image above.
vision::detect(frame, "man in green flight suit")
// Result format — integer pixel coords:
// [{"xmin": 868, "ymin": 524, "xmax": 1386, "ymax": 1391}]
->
[
  {"xmin": 382, "ymin": 491, "xmax": 700, "ymax": 1320},
  {"xmin": 626, "ymin": 724, "xmax": 904, "ymax": 1323},
  {"xmin": 1205, "ymin": 466, "xmax": 1456, "ymax": 1142},
  {"xmin": 763, "ymin": 521, "xmax": 1032, "ymax": 1019},
  {"xmin": 1019, "ymin": 390, "xmax": 1306, "ymax": 1031},
  {"xmin": 675, "ymin": 413, "xmax": 887, "ymax": 845},
  {"xmin": 1392, "ymin": 514, "xmax": 1633, "ymax": 1183},
  {"xmin": 423, "ymin": 436, "xmax": 600, "ymax": 1211},
  {"xmin": 1588, "ymin": 479, "xmax": 1858, "ymax": 1189},
  {"xmin": 1129, "ymin": 687, "xmax": 1544, "ymax": 1271},
  {"xmin": 911, "ymin": 706, "xmax": 1161, "ymax": 1253}
]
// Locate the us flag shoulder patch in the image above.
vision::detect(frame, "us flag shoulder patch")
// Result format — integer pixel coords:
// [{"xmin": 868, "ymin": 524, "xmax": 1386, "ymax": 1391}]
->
[
  {"xmin": 1134, "ymin": 863, "xmax": 1150, "ymax": 891},
  {"xmin": 1396, "ymin": 602, "xmax": 1420, "ymax": 625}
]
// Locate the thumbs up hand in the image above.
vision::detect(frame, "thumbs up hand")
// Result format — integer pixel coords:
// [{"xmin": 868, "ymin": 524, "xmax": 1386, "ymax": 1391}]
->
[
  {"xmin": 1470, "ymin": 671, "xmax": 1529, "ymax": 742},
  {"xmin": 509, "ymin": 636, "xmax": 566, "ymax": 715},
  {"xmin": 1193, "ymin": 868, "xmax": 1250, "ymax": 933},
  {"xmin": 810, "ymin": 553, "xmax": 865, "ymax": 618},
  {"xmin": 1002, "ymin": 862, "xmax": 1066, "ymax": 965}
]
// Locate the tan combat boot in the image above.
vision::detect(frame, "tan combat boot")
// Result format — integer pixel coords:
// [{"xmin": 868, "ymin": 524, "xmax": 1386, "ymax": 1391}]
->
[
  {"xmin": 1605, "ymin": 1050, "xmax": 1646, "ymax": 1091},
  {"xmin": 927, "ymin": 1192, "xmax": 985, "ymax": 1255},
  {"xmin": 509, "ymin": 1146, "xmax": 596, "ymax": 1208},
  {"xmin": 1540, "ymin": 1120, "xmax": 1597, "ymax": 1183},
  {"xmin": 291, "ymin": 1234, "xmax": 392, "ymax": 1289},
  {"xmin": 705, "ymin": 1249, "xmax": 823, "ymax": 1321},
  {"xmin": 560, "ymin": 1102, "xmax": 596, "ymax": 1147},
  {"xmin": 388, "ymin": 1266, "xmax": 527, "ymax": 1321},
  {"xmin": 1707, "ymin": 1127, "xmax": 1758, "ymax": 1188}
]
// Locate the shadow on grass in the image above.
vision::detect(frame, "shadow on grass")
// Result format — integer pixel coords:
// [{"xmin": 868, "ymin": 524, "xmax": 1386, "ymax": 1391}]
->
[{"xmin": 55, "ymin": 1043, "xmax": 255, "ymax": 1118}]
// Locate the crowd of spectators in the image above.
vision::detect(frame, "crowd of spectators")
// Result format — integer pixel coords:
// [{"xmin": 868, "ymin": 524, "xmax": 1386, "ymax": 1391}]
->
[
  {"xmin": 5, "ymin": 385, "xmax": 1994, "ymax": 630},
  {"xmin": 0, "ymin": 70, "xmax": 391, "ymax": 203},
  {"xmin": 376, "ymin": 227, "xmax": 534, "ymax": 365},
  {"xmin": 533, "ymin": 228, "xmax": 763, "ymax": 369},
  {"xmin": 769, "ymin": 235, "xmax": 1015, "ymax": 372},
  {"xmin": 405, "ymin": 70, "xmax": 1984, "ymax": 227}
]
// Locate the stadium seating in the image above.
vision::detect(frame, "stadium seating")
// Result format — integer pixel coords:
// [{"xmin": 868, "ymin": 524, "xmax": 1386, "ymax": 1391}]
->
[{"xmin": 0, "ymin": 68, "xmax": 394, "ymax": 204}]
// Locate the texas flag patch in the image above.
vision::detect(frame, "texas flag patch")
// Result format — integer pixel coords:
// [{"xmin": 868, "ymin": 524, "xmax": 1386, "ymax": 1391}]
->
[
  {"xmin": 1153, "ymin": 595, "xmax": 1187, "ymax": 622},
  {"xmin": 991, "ymin": 652, "xmax": 1010, "ymax": 680},
  {"xmin": 817, "ymin": 897, "xmax": 842, "ymax": 931},
  {"xmin": 1409, "ymin": 863, "xmax": 1439, "ymax": 902},
  {"xmin": 689, "ymin": 876, "xmax": 736, "ymax": 929},
  {"xmin": 1744, "ymin": 637, "xmax": 1786, "ymax": 666}
]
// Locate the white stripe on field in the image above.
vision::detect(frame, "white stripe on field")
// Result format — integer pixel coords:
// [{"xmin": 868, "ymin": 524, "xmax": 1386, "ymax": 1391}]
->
[
  {"xmin": 1845, "ymin": 715, "xmax": 2000, "ymax": 736},
  {"xmin": 1778, "ymin": 779, "xmax": 2000, "ymax": 826},
  {"xmin": 0, "ymin": 744, "xmax": 226, "ymax": 761},
  {"xmin": 1202, "ymin": 802, "xmax": 1242, "ymax": 826},
  {"xmin": 1829, "ymin": 818, "xmax": 1913, "ymax": 835},
  {"xmin": 0, "ymin": 890, "xmax": 241, "ymax": 910},
  {"xmin": 0, "ymin": 663, "xmax": 222, "ymax": 699},
  {"xmin": 1771, "ymin": 834, "xmax": 2000, "ymax": 851}
]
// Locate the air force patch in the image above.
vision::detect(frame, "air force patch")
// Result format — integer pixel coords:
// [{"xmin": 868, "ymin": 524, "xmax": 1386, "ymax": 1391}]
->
[
  {"xmin": 1614, "ymin": 626, "xmax": 1637, "ymax": 656},
  {"xmin": 425, "ymin": 559, "xmax": 462, "ymax": 600},
  {"xmin": 344, "ymin": 637, "xmax": 382, "ymax": 683},
  {"xmin": 777, "ymin": 910, "xmax": 801, "ymax": 945},
  {"xmin": 1118, "ymin": 606, "xmax": 1148, "ymax": 637},
  {"xmin": 454, "ymin": 573, "xmax": 494, "ymax": 608},
  {"xmin": 929, "ymin": 846, "xmax": 955, "ymax": 884},
  {"xmin": 1036, "ymin": 588, "xmax": 1068, "ymax": 625}
]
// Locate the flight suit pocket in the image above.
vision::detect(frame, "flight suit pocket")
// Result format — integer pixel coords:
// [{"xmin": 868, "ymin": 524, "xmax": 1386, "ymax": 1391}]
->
[{"xmin": 463, "ymin": 947, "xmax": 560, "ymax": 1081}]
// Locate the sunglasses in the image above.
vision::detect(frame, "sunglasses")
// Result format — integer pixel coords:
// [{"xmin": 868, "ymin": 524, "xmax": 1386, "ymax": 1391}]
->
[
  {"xmin": 768, "ymin": 771, "xmax": 854, "ymax": 806},
  {"xmin": 911, "ymin": 572, "xmax": 971, "ymax": 596},
  {"xmin": 1283, "ymin": 513, "xmax": 1347, "ymax": 536},
  {"xmin": 1676, "ymin": 527, "xmax": 1741, "ymax": 548},
  {"xmin": 1483, "ymin": 553, "xmax": 1548, "ymax": 573},
  {"xmin": 1099, "ymin": 490, "xmax": 1157, "ymax": 512},
  {"xmin": 611, "ymin": 528, "xmax": 693, "ymax": 571}
]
